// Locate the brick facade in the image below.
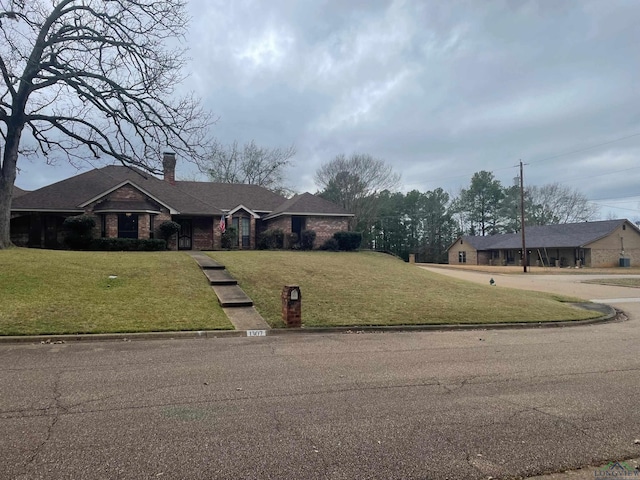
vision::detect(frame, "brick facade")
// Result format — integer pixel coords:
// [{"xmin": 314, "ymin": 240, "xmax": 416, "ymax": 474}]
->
[
  {"xmin": 588, "ymin": 223, "xmax": 640, "ymax": 267},
  {"xmin": 83, "ymin": 185, "xmax": 173, "ymax": 242},
  {"xmin": 192, "ymin": 217, "xmax": 214, "ymax": 250},
  {"xmin": 306, "ymin": 217, "xmax": 349, "ymax": 247},
  {"xmin": 447, "ymin": 238, "xmax": 479, "ymax": 265},
  {"xmin": 265, "ymin": 216, "xmax": 291, "ymax": 233},
  {"xmin": 11, "ymin": 174, "xmax": 354, "ymax": 251},
  {"xmin": 448, "ymin": 221, "xmax": 640, "ymax": 267},
  {"xmin": 262, "ymin": 215, "xmax": 349, "ymax": 249}
]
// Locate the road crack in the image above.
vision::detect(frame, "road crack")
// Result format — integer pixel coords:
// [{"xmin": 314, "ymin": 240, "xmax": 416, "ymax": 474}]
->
[{"xmin": 24, "ymin": 371, "xmax": 67, "ymax": 469}]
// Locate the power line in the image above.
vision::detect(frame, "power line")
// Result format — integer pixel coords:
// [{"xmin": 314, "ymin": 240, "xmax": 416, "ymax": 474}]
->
[
  {"xmin": 404, "ymin": 131, "xmax": 640, "ymax": 189},
  {"xmin": 557, "ymin": 166, "xmax": 640, "ymax": 185},
  {"xmin": 592, "ymin": 203, "xmax": 639, "ymax": 213},
  {"xmin": 529, "ymin": 132, "xmax": 640, "ymax": 164},
  {"xmin": 587, "ymin": 194, "xmax": 640, "ymax": 203},
  {"xmin": 404, "ymin": 164, "xmax": 515, "ymax": 186}
]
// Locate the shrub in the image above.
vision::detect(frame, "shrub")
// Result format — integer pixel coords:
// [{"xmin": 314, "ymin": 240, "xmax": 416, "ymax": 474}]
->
[
  {"xmin": 157, "ymin": 221, "xmax": 181, "ymax": 244},
  {"xmin": 221, "ymin": 227, "xmax": 238, "ymax": 249},
  {"xmin": 63, "ymin": 214, "xmax": 96, "ymax": 249},
  {"xmin": 300, "ymin": 229, "xmax": 316, "ymax": 250},
  {"xmin": 333, "ymin": 231, "xmax": 362, "ymax": 251},
  {"xmin": 89, "ymin": 238, "xmax": 166, "ymax": 251},
  {"xmin": 257, "ymin": 228, "xmax": 284, "ymax": 250},
  {"xmin": 287, "ymin": 232, "xmax": 299, "ymax": 249},
  {"xmin": 320, "ymin": 237, "xmax": 340, "ymax": 251}
]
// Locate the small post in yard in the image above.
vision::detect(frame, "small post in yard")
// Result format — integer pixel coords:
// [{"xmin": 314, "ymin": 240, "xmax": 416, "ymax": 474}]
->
[{"xmin": 282, "ymin": 285, "xmax": 302, "ymax": 327}]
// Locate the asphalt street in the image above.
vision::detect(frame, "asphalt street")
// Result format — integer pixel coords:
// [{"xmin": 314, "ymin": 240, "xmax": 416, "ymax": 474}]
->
[{"xmin": 1, "ymin": 270, "xmax": 640, "ymax": 479}]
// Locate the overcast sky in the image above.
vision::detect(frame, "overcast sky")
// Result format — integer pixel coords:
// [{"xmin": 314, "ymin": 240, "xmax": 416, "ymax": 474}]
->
[{"xmin": 16, "ymin": 0, "xmax": 640, "ymax": 221}]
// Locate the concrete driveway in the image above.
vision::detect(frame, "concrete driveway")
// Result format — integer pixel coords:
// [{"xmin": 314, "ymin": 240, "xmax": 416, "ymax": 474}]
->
[
  {"xmin": 1, "ymin": 269, "xmax": 639, "ymax": 479},
  {"xmin": 418, "ymin": 264, "xmax": 640, "ymax": 304}
]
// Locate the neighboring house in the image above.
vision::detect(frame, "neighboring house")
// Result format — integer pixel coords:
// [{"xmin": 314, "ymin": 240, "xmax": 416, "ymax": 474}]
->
[
  {"xmin": 448, "ymin": 219, "xmax": 640, "ymax": 268},
  {"xmin": 10, "ymin": 153, "xmax": 353, "ymax": 250}
]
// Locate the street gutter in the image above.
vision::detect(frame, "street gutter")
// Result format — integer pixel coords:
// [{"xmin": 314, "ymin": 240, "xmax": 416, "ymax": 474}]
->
[{"xmin": 0, "ymin": 302, "xmax": 620, "ymax": 344}]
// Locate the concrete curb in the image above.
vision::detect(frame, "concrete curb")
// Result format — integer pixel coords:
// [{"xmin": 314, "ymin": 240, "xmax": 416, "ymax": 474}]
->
[
  {"xmin": 0, "ymin": 303, "xmax": 620, "ymax": 344},
  {"xmin": 270, "ymin": 303, "xmax": 620, "ymax": 336},
  {"xmin": 0, "ymin": 329, "xmax": 244, "ymax": 344}
]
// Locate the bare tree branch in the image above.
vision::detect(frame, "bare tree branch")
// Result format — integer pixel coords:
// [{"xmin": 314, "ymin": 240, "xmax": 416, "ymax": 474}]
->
[
  {"xmin": 0, "ymin": 0, "xmax": 215, "ymax": 248},
  {"xmin": 203, "ymin": 140, "xmax": 296, "ymax": 194},
  {"xmin": 315, "ymin": 153, "xmax": 401, "ymax": 235}
]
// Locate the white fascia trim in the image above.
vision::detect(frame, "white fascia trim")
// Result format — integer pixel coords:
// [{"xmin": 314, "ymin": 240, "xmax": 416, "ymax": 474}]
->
[
  {"xmin": 77, "ymin": 180, "xmax": 179, "ymax": 214},
  {"xmin": 264, "ymin": 212, "xmax": 354, "ymax": 220},
  {"xmin": 11, "ymin": 208, "xmax": 84, "ymax": 213},
  {"xmin": 174, "ymin": 213, "xmax": 224, "ymax": 217},
  {"xmin": 226, "ymin": 204, "xmax": 260, "ymax": 218},
  {"xmin": 93, "ymin": 209, "xmax": 162, "ymax": 214}
]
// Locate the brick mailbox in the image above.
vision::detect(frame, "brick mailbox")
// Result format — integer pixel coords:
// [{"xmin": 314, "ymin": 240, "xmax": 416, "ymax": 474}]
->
[{"xmin": 281, "ymin": 285, "xmax": 302, "ymax": 327}]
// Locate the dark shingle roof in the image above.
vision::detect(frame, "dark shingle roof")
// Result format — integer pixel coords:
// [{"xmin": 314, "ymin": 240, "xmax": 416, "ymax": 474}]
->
[
  {"xmin": 12, "ymin": 186, "xmax": 28, "ymax": 198},
  {"xmin": 11, "ymin": 165, "xmax": 223, "ymax": 215},
  {"xmin": 459, "ymin": 220, "xmax": 633, "ymax": 250},
  {"xmin": 264, "ymin": 192, "xmax": 353, "ymax": 219},
  {"xmin": 461, "ymin": 234, "xmax": 512, "ymax": 250},
  {"xmin": 11, "ymin": 165, "xmax": 337, "ymax": 217},
  {"xmin": 175, "ymin": 181, "xmax": 286, "ymax": 212}
]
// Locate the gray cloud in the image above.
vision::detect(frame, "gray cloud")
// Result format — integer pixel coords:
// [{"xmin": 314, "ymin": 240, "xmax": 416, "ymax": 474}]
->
[{"xmin": 18, "ymin": 0, "xmax": 640, "ymax": 220}]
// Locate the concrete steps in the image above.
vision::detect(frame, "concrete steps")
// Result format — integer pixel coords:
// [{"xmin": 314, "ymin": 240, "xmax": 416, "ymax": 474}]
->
[
  {"xmin": 202, "ymin": 269, "xmax": 238, "ymax": 286},
  {"xmin": 187, "ymin": 252, "xmax": 270, "ymax": 331},
  {"xmin": 189, "ymin": 253, "xmax": 225, "ymax": 270},
  {"xmin": 188, "ymin": 252, "xmax": 253, "ymax": 308},
  {"xmin": 213, "ymin": 285, "xmax": 254, "ymax": 308}
]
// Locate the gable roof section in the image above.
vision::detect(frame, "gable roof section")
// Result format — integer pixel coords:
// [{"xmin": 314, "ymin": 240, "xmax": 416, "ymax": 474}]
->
[
  {"xmin": 11, "ymin": 165, "xmax": 222, "ymax": 215},
  {"xmin": 12, "ymin": 186, "xmax": 28, "ymax": 198},
  {"xmin": 453, "ymin": 220, "xmax": 633, "ymax": 251},
  {"xmin": 226, "ymin": 204, "xmax": 260, "ymax": 218},
  {"xmin": 263, "ymin": 192, "xmax": 353, "ymax": 220},
  {"xmin": 11, "ymin": 166, "xmax": 350, "ymax": 219},
  {"xmin": 458, "ymin": 234, "xmax": 509, "ymax": 250},
  {"xmin": 78, "ymin": 180, "xmax": 178, "ymax": 214},
  {"xmin": 174, "ymin": 181, "xmax": 287, "ymax": 212}
]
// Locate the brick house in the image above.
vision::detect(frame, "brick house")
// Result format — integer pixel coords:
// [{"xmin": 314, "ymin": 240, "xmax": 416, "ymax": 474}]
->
[
  {"xmin": 10, "ymin": 153, "xmax": 353, "ymax": 250},
  {"xmin": 447, "ymin": 219, "xmax": 640, "ymax": 268}
]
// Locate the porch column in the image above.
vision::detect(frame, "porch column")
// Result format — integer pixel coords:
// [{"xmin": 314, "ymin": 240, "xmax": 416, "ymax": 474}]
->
[{"xmin": 250, "ymin": 217, "xmax": 256, "ymax": 249}]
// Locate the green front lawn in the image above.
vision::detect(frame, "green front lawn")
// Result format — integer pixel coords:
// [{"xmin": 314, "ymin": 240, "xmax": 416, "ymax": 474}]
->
[
  {"xmin": 209, "ymin": 251, "xmax": 599, "ymax": 328},
  {"xmin": 0, "ymin": 249, "xmax": 232, "ymax": 335}
]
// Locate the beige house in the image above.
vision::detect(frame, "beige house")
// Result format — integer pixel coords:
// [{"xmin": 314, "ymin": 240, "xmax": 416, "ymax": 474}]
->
[{"xmin": 448, "ymin": 219, "xmax": 640, "ymax": 267}]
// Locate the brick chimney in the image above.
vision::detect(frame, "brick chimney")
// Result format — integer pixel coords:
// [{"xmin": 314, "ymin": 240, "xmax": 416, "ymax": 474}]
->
[{"xmin": 162, "ymin": 152, "xmax": 176, "ymax": 185}]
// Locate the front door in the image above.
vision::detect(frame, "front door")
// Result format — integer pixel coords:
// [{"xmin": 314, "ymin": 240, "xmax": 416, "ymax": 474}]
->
[
  {"xmin": 178, "ymin": 220, "xmax": 192, "ymax": 250},
  {"xmin": 44, "ymin": 216, "xmax": 59, "ymax": 248},
  {"xmin": 28, "ymin": 215, "xmax": 43, "ymax": 247}
]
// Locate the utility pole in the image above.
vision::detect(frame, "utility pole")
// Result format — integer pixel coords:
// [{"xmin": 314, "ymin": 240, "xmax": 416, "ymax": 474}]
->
[{"xmin": 519, "ymin": 160, "xmax": 527, "ymax": 273}]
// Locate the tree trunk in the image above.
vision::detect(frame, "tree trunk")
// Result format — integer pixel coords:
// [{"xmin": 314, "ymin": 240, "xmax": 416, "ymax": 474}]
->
[{"xmin": 0, "ymin": 126, "xmax": 23, "ymax": 249}]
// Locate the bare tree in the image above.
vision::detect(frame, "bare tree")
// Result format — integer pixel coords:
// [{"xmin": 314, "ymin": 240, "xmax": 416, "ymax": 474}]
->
[
  {"xmin": 527, "ymin": 183, "xmax": 599, "ymax": 224},
  {"xmin": 315, "ymin": 153, "xmax": 401, "ymax": 238},
  {"xmin": 0, "ymin": 0, "xmax": 213, "ymax": 248},
  {"xmin": 203, "ymin": 139, "xmax": 296, "ymax": 194}
]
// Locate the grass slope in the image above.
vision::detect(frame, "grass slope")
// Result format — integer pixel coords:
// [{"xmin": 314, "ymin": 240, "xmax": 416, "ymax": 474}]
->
[
  {"xmin": 209, "ymin": 251, "xmax": 599, "ymax": 328},
  {"xmin": 0, "ymin": 249, "xmax": 232, "ymax": 335}
]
